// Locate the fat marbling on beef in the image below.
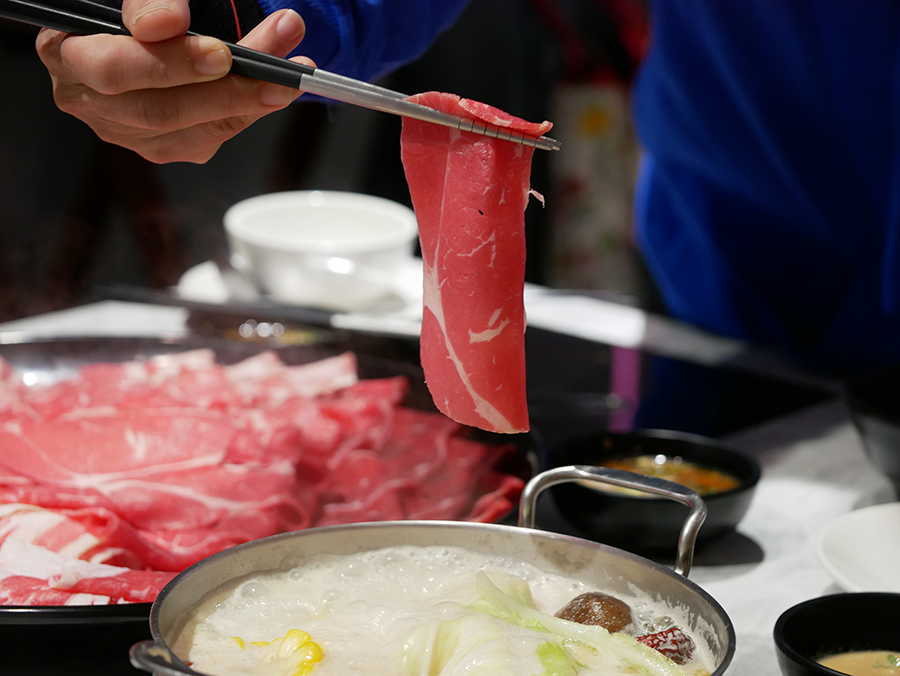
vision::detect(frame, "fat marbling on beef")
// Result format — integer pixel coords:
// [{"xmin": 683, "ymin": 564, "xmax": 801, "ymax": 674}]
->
[
  {"xmin": 400, "ymin": 92, "xmax": 552, "ymax": 434},
  {"xmin": 0, "ymin": 349, "xmax": 524, "ymax": 605}
]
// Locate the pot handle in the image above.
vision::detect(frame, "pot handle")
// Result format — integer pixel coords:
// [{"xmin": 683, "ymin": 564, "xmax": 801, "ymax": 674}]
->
[
  {"xmin": 517, "ymin": 465, "xmax": 707, "ymax": 578},
  {"xmin": 130, "ymin": 640, "xmax": 205, "ymax": 676}
]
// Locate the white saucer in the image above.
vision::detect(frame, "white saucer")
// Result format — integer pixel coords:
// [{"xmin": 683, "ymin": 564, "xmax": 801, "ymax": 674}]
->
[
  {"xmin": 816, "ymin": 502, "xmax": 900, "ymax": 593},
  {"xmin": 177, "ymin": 259, "xmax": 424, "ymax": 308},
  {"xmin": 175, "ymin": 259, "xmax": 425, "ymax": 336}
]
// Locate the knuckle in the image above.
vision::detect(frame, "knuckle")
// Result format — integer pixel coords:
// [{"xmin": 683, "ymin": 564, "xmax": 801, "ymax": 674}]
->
[
  {"xmin": 35, "ymin": 28, "xmax": 65, "ymax": 59},
  {"xmin": 52, "ymin": 84, "xmax": 94, "ymax": 118},
  {"xmin": 133, "ymin": 94, "xmax": 183, "ymax": 131},
  {"xmin": 36, "ymin": 30, "xmax": 71, "ymax": 77},
  {"xmin": 81, "ymin": 44, "xmax": 133, "ymax": 95},
  {"xmin": 205, "ymin": 112, "xmax": 253, "ymax": 145},
  {"xmin": 52, "ymin": 87, "xmax": 80, "ymax": 115},
  {"xmin": 34, "ymin": 29, "xmax": 55, "ymax": 59}
]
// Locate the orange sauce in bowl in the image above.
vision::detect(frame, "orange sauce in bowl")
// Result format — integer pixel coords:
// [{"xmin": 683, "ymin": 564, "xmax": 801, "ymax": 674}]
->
[
  {"xmin": 818, "ymin": 651, "xmax": 900, "ymax": 676},
  {"xmin": 599, "ymin": 455, "xmax": 740, "ymax": 495}
]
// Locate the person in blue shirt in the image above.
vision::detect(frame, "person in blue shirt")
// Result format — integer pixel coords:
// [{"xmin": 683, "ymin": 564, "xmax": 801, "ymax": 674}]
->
[
  {"xmin": 631, "ymin": 1, "xmax": 900, "ymax": 376},
  {"xmin": 39, "ymin": 0, "xmax": 900, "ymax": 376}
]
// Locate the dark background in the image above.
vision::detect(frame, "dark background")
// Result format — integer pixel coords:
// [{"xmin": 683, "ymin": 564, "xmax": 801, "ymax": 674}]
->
[{"xmin": 0, "ymin": 0, "xmax": 650, "ymax": 320}]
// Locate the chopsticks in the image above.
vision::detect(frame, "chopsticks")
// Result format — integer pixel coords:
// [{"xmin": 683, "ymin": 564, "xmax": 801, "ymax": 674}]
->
[{"xmin": 1, "ymin": 0, "xmax": 562, "ymax": 151}]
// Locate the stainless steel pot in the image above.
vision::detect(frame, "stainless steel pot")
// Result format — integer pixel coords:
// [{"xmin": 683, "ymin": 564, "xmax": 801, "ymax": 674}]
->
[{"xmin": 130, "ymin": 465, "xmax": 735, "ymax": 675}]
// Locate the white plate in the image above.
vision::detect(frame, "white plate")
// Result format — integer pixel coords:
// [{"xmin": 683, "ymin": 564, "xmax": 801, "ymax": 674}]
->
[{"xmin": 816, "ymin": 502, "xmax": 900, "ymax": 592}]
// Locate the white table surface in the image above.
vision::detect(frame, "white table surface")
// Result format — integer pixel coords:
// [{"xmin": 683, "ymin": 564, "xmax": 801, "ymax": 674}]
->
[
  {"xmin": 0, "ymin": 300, "xmax": 892, "ymax": 676},
  {"xmin": 706, "ymin": 400, "xmax": 892, "ymax": 675}
]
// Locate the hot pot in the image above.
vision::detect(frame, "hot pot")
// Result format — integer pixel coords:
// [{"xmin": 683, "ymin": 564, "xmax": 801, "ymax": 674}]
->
[{"xmin": 130, "ymin": 466, "xmax": 736, "ymax": 676}]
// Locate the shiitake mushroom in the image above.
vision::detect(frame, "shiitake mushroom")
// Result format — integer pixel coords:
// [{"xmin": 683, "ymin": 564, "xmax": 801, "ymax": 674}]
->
[{"xmin": 555, "ymin": 592, "xmax": 635, "ymax": 633}]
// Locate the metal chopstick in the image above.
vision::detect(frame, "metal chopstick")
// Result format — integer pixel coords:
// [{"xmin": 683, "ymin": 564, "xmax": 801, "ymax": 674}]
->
[{"xmin": 0, "ymin": 0, "xmax": 561, "ymax": 151}]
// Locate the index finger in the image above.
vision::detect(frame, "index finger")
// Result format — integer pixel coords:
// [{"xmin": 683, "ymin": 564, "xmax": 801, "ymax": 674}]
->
[
  {"xmin": 55, "ymin": 32, "xmax": 231, "ymax": 94},
  {"xmin": 122, "ymin": 0, "xmax": 190, "ymax": 42}
]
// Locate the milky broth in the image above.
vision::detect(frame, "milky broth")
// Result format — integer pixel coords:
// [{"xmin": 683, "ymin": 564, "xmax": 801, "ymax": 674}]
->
[{"xmin": 171, "ymin": 545, "xmax": 715, "ymax": 676}]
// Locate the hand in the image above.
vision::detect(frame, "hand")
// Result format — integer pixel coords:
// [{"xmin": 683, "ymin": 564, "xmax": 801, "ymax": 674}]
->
[{"xmin": 35, "ymin": 0, "xmax": 314, "ymax": 163}]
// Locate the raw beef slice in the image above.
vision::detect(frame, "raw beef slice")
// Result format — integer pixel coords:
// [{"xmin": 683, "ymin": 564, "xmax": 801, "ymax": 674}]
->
[{"xmin": 400, "ymin": 92, "xmax": 551, "ymax": 434}]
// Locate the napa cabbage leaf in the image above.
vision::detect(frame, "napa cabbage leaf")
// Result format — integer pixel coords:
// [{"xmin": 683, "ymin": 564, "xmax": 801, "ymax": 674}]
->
[
  {"xmin": 399, "ymin": 611, "xmax": 574, "ymax": 676},
  {"xmin": 398, "ymin": 572, "xmax": 687, "ymax": 676},
  {"xmin": 473, "ymin": 571, "xmax": 687, "ymax": 676}
]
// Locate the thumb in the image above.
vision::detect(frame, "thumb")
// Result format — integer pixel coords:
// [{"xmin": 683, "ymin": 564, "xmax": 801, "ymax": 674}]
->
[{"xmin": 122, "ymin": 0, "xmax": 191, "ymax": 42}]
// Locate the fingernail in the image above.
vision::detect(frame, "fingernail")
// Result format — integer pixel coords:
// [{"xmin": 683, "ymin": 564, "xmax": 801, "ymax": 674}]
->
[
  {"xmin": 196, "ymin": 40, "xmax": 230, "ymax": 76},
  {"xmin": 276, "ymin": 10, "xmax": 304, "ymax": 43},
  {"xmin": 260, "ymin": 83, "xmax": 293, "ymax": 107}
]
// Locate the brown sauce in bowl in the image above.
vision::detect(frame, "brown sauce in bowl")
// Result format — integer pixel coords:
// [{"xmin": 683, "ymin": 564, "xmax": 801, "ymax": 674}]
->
[{"xmin": 599, "ymin": 455, "xmax": 740, "ymax": 495}]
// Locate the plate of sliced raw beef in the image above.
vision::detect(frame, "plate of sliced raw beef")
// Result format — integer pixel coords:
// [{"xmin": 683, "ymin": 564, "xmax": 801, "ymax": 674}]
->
[{"xmin": 0, "ymin": 333, "xmax": 537, "ymax": 627}]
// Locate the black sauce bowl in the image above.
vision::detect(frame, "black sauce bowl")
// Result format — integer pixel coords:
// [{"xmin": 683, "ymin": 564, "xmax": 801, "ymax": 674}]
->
[
  {"xmin": 845, "ymin": 365, "xmax": 900, "ymax": 499},
  {"xmin": 774, "ymin": 593, "xmax": 900, "ymax": 676},
  {"xmin": 543, "ymin": 429, "xmax": 761, "ymax": 552}
]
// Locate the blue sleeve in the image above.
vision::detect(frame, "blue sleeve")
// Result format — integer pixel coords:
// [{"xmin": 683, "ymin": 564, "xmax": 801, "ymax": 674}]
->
[
  {"xmin": 632, "ymin": 0, "xmax": 900, "ymax": 373},
  {"xmin": 256, "ymin": 0, "xmax": 470, "ymax": 82}
]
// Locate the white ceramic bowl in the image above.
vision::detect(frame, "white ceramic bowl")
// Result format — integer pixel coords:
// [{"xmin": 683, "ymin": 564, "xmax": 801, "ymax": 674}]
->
[{"xmin": 224, "ymin": 190, "xmax": 419, "ymax": 310}]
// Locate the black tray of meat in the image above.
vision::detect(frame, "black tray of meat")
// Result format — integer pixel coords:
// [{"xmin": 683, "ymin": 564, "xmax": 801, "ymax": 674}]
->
[{"xmin": 0, "ymin": 333, "xmax": 538, "ymax": 675}]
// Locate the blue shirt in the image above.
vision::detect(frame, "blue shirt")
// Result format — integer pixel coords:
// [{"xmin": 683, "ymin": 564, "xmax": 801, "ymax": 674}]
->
[
  {"xmin": 265, "ymin": 0, "xmax": 469, "ymax": 83},
  {"xmin": 632, "ymin": 1, "xmax": 900, "ymax": 375}
]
